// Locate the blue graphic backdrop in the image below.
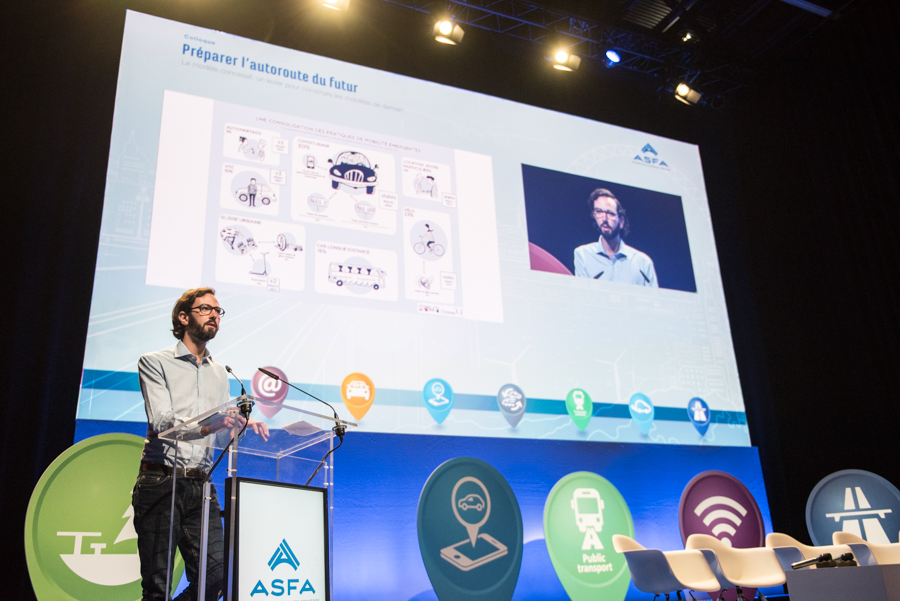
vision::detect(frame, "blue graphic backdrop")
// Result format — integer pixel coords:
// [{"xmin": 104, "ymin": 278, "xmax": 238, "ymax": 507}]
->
[{"xmin": 76, "ymin": 421, "xmax": 771, "ymax": 600}]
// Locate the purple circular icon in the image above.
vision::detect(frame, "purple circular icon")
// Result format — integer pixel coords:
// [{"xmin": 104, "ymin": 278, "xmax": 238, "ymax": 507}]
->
[
  {"xmin": 252, "ymin": 366, "xmax": 289, "ymax": 418},
  {"xmin": 678, "ymin": 470, "xmax": 764, "ymax": 549}
]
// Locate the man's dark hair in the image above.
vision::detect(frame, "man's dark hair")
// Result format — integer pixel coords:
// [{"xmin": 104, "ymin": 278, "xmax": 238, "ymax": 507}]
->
[
  {"xmin": 171, "ymin": 287, "xmax": 216, "ymax": 339},
  {"xmin": 588, "ymin": 188, "xmax": 630, "ymax": 237}
]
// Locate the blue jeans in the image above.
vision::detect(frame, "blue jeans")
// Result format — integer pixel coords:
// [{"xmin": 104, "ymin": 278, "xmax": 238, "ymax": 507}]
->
[{"xmin": 132, "ymin": 471, "xmax": 224, "ymax": 601}]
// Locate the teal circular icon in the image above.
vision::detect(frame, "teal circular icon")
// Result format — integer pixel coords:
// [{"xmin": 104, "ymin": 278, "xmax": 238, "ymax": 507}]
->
[
  {"xmin": 424, "ymin": 378, "xmax": 454, "ymax": 424},
  {"xmin": 24, "ymin": 433, "xmax": 185, "ymax": 601},
  {"xmin": 417, "ymin": 457, "xmax": 523, "ymax": 601},
  {"xmin": 543, "ymin": 472, "xmax": 634, "ymax": 601},
  {"xmin": 628, "ymin": 392, "xmax": 654, "ymax": 435}
]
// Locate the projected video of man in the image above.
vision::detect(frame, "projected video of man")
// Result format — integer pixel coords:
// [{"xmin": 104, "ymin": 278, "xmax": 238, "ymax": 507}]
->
[
  {"xmin": 521, "ymin": 164, "xmax": 697, "ymax": 293},
  {"xmin": 574, "ymin": 188, "xmax": 657, "ymax": 286}
]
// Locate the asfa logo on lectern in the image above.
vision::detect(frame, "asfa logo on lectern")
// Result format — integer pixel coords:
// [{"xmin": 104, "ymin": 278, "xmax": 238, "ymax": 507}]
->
[{"xmin": 249, "ymin": 538, "xmax": 316, "ymax": 597}]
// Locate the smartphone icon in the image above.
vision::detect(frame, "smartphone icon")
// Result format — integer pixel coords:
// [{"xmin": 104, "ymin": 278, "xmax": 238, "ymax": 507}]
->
[{"xmin": 440, "ymin": 533, "xmax": 508, "ymax": 571}]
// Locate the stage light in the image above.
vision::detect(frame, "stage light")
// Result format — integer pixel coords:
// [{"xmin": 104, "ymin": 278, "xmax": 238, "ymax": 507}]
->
[
  {"xmin": 322, "ymin": 0, "xmax": 349, "ymax": 10},
  {"xmin": 433, "ymin": 20, "xmax": 465, "ymax": 45},
  {"xmin": 682, "ymin": 32, "xmax": 692, "ymax": 42},
  {"xmin": 604, "ymin": 49, "xmax": 621, "ymax": 68},
  {"xmin": 675, "ymin": 83, "xmax": 702, "ymax": 105},
  {"xmin": 551, "ymin": 50, "xmax": 581, "ymax": 72}
]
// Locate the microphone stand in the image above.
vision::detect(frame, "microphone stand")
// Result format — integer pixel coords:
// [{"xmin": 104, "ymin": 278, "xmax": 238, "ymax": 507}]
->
[
  {"xmin": 199, "ymin": 366, "xmax": 252, "ymax": 601},
  {"xmin": 256, "ymin": 368, "xmax": 347, "ymax": 485}
]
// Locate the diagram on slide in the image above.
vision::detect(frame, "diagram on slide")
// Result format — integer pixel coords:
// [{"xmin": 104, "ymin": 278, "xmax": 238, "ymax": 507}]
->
[
  {"xmin": 314, "ymin": 241, "xmax": 398, "ymax": 301},
  {"xmin": 149, "ymin": 93, "xmax": 500, "ymax": 322},
  {"xmin": 403, "ymin": 209, "xmax": 458, "ymax": 306},
  {"xmin": 223, "ymin": 123, "xmax": 286, "ymax": 167},
  {"xmin": 215, "ymin": 214, "xmax": 306, "ymax": 291},
  {"xmin": 291, "ymin": 138, "xmax": 398, "ymax": 234},
  {"xmin": 220, "ymin": 163, "xmax": 284, "ymax": 217},
  {"xmin": 402, "ymin": 158, "xmax": 457, "ymax": 207}
]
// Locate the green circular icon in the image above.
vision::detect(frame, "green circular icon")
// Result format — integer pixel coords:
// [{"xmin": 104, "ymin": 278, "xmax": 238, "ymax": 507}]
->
[
  {"xmin": 565, "ymin": 389, "xmax": 593, "ymax": 431},
  {"xmin": 24, "ymin": 433, "xmax": 184, "ymax": 600},
  {"xmin": 543, "ymin": 471, "xmax": 633, "ymax": 601}
]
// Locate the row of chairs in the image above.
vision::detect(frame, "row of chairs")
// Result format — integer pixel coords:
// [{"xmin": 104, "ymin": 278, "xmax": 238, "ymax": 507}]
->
[{"xmin": 613, "ymin": 531, "xmax": 900, "ymax": 601}]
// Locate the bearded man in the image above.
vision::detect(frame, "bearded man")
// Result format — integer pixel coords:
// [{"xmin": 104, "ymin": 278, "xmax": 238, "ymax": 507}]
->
[
  {"xmin": 574, "ymin": 188, "xmax": 658, "ymax": 286},
  {"xmin": 131, "ymin": 287, "xmax": 268, "ymax": 600}
]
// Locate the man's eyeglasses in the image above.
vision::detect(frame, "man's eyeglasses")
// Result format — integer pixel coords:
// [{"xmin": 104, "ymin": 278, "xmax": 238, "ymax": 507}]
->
[
  {"xmin": 593, "ymin": 209, "xmax": 618, "ymax": 219},
  {"xmin": 191, "ymin": 304, "xmax": 225, "ymax": 317}
]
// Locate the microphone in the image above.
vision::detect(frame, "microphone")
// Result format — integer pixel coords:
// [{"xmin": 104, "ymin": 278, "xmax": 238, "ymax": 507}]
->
[
  {"xmin": 257, "ymin": 368, "xmax": 346, "ymax": 441},
  {"xmin": 792, "ymin": 553, "xmax": 832, "ymax": 570},
  {"xmin": 225, "ymin": 366, "xmax": 253, "ymax": 418}
]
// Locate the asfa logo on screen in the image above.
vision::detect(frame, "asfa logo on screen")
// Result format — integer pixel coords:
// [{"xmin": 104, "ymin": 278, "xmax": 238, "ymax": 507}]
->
[
  {"xmin": 633, "ymin": 144, "xmax": 670, "ymax": 169},
  {"xmin": 250, "ymin": 538, "xmax": 317, "ymax": 598}
]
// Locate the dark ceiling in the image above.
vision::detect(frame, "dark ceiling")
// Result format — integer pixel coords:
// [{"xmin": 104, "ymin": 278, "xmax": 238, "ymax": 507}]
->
[{"xmin": 380, "ymin": 0, "xmax": 865, "ymax": 102}]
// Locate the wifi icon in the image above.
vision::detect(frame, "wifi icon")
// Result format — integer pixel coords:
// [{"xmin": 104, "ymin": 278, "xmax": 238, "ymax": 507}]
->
[
  {"xmin": 679, "ymin": 471, "xmax": 765, "ymax": 549},
  {"xmin": 692, "ymin": 496, "xmax": 748, "ymax": 546}
]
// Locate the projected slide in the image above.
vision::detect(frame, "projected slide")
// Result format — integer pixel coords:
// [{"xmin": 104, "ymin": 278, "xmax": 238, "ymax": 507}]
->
[{"xmin": 78, "ymin": 11, "xmax": 749, "ymax": 446}]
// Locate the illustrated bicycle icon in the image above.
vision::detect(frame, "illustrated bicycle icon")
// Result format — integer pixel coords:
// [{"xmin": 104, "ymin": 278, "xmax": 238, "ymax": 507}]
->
[{"xmin": 414, "ymin": 235, "xmax": 445, "ymax": 257}]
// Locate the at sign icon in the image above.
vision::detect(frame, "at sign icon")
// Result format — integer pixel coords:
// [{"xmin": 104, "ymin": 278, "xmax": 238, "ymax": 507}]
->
[
  {"xmin": 251, "ymin": 366, "xmax": 289, "ymax": 418},
  {"xmin": 693, "ymin": 496, "xmax": 748, "ymax": 546},
  {"xmin": 679, "ymin": 470, "xmax": 765, "ymax": 549}
]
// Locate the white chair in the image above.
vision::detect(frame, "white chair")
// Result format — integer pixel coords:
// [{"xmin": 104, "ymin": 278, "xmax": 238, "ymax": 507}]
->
[
  {"xmin": 686, "ymin": 534, "xmax": 785, "ymax": 601},
  {"xmin": 612, "ymin": 535, "xmax": 727, "ymax": 600},
  {"xmin": 833, "ymin": 531, "xmax": 900, "ymax": 565},
  {"xmin": 765, "ymin": 532, "xmax": 853, "ymax": 570}
]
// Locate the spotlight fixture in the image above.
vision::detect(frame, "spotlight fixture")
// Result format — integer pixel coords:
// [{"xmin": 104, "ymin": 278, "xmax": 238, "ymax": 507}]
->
[
  {"xmin": 433, "ymin": 19, "xmax": 465, "ymax": 45},
  {"xmin": 322, "ymin": 0, "xmax": 349, "ymax": 10},
  {"xmin": 551, "ymin": 49, "xmax": 581, "ymax": 72},
  {"xmin": 603, "ymin": 49, "xmax": 621, "ymax": 68},
  {"xmin": 674, "ymin": 83, "xmax": 702, "ymax": 105}
]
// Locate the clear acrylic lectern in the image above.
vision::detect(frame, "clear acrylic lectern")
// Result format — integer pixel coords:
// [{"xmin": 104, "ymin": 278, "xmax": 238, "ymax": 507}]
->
[{"xmin": 157, "ymin": 394, "xmax": 357, "ymax": 601}]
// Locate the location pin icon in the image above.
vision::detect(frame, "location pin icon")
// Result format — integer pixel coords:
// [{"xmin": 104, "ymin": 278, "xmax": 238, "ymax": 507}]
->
[
  {"xmin": 341, "ymin": 372, "xmax": 375, "ymax": 421},
  {"xmin": 452, "ymin": 476, "xmax": 491, "ymax": 546},
  {"xmin": 423, "ymin": 378, "xmax": 454, "ymax": 424},
  {"xmin": 628, "ymin": 392, "xmax": 654, "ymax": 435},
  {"xmin": 565, "ymin": 389, "xmax": 593, "ymax": 431},
  {"xmin": 497, "ymin": 383, "xmax": 527, "ymax": 427},
  {"xmin": 687, "ymin": 396, "xmax": 711, "ymax": 437}
]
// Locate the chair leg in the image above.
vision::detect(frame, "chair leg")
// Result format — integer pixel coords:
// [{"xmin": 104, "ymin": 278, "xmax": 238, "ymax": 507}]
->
[
  {"xmin": 756, "ymin": 593, "xmax": 767, "ymax": 601},
  {"xmin": 677, "ymin": 590, "xmax": 685, "ymax": 601},
  {"xmin": 736, "ymin": 585, "xmax": 749, "ymax": 601},
  {"xmin": 688, "ymin": 589, "xmax": 697, "ymax": 601}
]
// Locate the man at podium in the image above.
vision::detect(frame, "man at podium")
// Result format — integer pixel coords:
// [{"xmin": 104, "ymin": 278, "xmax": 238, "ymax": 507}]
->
[{"xmin": 131, "ymin": 287, "xmax": 269, "ymax": 600}]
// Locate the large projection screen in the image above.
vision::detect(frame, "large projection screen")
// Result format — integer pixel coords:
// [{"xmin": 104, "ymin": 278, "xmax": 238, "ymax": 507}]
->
[{"xmin": 79, "ymin": 10, "xmax": 749, "ymax": 447}]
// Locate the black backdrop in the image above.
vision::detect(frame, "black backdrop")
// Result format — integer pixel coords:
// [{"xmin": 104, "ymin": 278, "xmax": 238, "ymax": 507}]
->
[{"xmin": 3, "ymin": 0, "xmax": 898, "ymax": 598}]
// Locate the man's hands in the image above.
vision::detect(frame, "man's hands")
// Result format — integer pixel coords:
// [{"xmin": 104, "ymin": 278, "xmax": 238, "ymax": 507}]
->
[
  {"xmin": 202, "ymin": 410, "xmax": 270, "ymax": 441},
  {"xmin": 223, "ymin": 411, "xmax": 270, "ymax": 441}
]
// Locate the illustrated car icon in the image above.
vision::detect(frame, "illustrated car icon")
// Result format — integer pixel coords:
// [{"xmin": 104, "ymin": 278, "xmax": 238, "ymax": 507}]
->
[
  {"xmin": 328, "ymin": 151, "xmax": 378, "ymax": 194},
  {"xmin": 631, "ymin": 399, "xmax": 652, "ymax": 414},
  {"xmin": 346, "ymin": 380, "xmax": 370, "ymax": 401},
  {"xmin": 458, "ymin": 494, "xmax": 485, "ymax": 511},
  {"xmin": 235, "ymin": 184, "xmax": 276, "ymax": 206}
]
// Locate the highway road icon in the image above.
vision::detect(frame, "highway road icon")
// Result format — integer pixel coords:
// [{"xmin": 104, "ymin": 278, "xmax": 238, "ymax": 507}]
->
[
  {"xmin": 807, "ymin": 469, "xmax": 900, "ymax": 546},
  {"xmin": 687, "ymin": 397, "xmax": 711, "ymax": 437}
]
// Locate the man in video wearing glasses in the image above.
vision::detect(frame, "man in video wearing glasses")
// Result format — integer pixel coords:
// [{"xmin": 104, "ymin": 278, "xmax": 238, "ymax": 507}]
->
[
  {"xmin": 132, "ymin": 287, "xmax": 269, "ymax": 600},
  {"xmin": 574, "ymin": 188, "xmax": 658, "ymax": 287}
]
